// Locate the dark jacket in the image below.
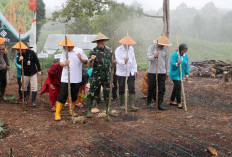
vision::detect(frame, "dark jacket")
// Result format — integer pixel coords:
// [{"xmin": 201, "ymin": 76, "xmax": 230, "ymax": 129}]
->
[
  {"xmin": 0, "ymin": 48, "xmax": 9, "ymax": 70},
  {"xmin": 17, "ymin": 49, "xmax": 41, "ymax": 76}
]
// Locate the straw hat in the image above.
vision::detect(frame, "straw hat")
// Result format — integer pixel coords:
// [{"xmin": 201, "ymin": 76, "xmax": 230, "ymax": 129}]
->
[
  {"xmin": 0, "ymin": 37, "xmax": 6, "ymax": 45},
  {"xmin": 12, "ymin": 41, "xmax": 29, "ymax": 49},
  {"xmin": 154, "ymin": 34, "xmax": 172, "ymax": 46},
  {"xmin": 58, "ymin": 36, "xmax": 76, "ymax": 47},
  {"xmin": 119, "ymin": 35, "xmax": 136, "ymax": 45},
  {"xmin": 92, "ymin": 32, "xmax": 110, "ymax": 43}
]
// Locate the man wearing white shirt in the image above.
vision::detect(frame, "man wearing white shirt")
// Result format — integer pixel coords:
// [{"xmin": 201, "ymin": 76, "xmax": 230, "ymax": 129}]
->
[
  {"xmin": 115, "ymin": 35, "xmax": 139, "ymax": 111},
  {"xmin": 55, "ymin": 37, "xmax": 88, "ymax": 121}
]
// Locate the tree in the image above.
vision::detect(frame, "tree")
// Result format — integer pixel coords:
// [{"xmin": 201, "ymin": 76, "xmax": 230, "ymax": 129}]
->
[
  {"xmin": 51, "ymin": 0, "xmax": 142, "ymax": 37},
  {"xmin": 36, "ymin": 0, "xmax": 46, "ymax": 42},
  {"xmin": 192, "ymin": 14, "xmax": 204, "ymax": 39}
]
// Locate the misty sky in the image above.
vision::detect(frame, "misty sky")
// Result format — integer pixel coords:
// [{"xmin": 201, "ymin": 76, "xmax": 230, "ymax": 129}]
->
[{"xmin": 45, "ymin": 0, "xmax": 232, "ymax": 11}]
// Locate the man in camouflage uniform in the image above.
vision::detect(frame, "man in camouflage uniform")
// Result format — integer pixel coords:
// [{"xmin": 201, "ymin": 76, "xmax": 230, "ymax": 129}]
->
[
  {"xmin": 0, "ymin": 37, "xmax": 9, "ymax": 101},
  {"xmin": 86, "ymin": 32, "xmax": 115, "ymax": 117}
]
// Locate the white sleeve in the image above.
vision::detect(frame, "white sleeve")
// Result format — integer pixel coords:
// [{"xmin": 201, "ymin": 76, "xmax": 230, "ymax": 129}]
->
[
  {"xmin": 132, "ymin": 51, "xmax": 137, "ymax": 73},
  {"xmin": 80, "ymin": 49, "xmax": 88, "ymax": 60},
  {"xmin": 115, "ymin": 47, "xmax": 125, "ymax": 65},
  {"xmin": 60, "ymin": 52, "xmax": 66, "ymax": 63}
]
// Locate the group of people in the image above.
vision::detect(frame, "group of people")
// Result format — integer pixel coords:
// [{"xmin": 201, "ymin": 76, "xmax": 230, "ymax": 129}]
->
[{"xmin": 0, "ymin": 33, "xmax": 189, "ymax": 121}]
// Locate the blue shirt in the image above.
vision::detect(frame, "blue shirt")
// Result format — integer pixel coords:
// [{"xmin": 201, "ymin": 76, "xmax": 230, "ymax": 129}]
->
[
  {"xmin": 169, "ymin": 52, "xmax": 189, "ymax": 81},
  {"xmin": 15, "ymin": 56, "xmax": 22, "ymax": 78}
]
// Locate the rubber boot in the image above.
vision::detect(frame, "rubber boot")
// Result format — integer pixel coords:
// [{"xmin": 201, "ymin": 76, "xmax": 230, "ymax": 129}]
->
[
  {"xmin": 147, "ymin": 101, "xmax": 154, "ymax": 109},
  {"xmin": 158, "ymin": 99, "xmax": 166, "ymax": 110},
  {"xmin": 31, "ymin": 91, "xmax": 37, "ymax": 107},
  {"xmin": 0, "ymin": 87, "xmax": 7, "ymax": 101},
  {"xmin": 129, "ymin": 94, "xmax": 139, "ymax": 111},
  {"xmin": 69, "ymin": 101, "xmax": 78, "ymax": 117},
  {"xmin": 119, "ymin": 95, "xmax": 125, "ymax": 110},
  {"xmin": 55, "ymin": 101, "xmax": 63, "ymax": 121},
  {"xmin": 106, "ymin": 99, "xmax": 116, "ymax": 117},
  {"xmin": 24, "ymin": 91, "xmax": 28, "ymax": 105},
  {"xmin": 86, "ymin": 98, "xmax": 93, "ymax": 118}
]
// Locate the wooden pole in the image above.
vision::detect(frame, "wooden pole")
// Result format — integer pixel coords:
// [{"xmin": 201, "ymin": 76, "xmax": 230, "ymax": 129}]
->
[
  {"xmin": 65, "ymin": 35, "xmax": 74, "ymax": 120},
  {"xmin": 124, "ymin": 32, "xmax": 129, "ymax": 114},
  {"xmin": 176, "ymin": 37, "xmax": 187, "ymax": 111},
  {"xmin": 107, "ymin": 32, "xmax": 116, "ymax": 120},
  {"xmin": 19, "ymin": 31, "xmax": 25, "ymax": 110},
  {"xmin": 155, "ymin": 40, "xmax": 159, "ymax": 113},
  {"xmin": 163, "ymin": 0, "xmax": 170, "ymax": 37},
  {"xmin": 41, "ymin": 59, "xmax": 43, "ymax": 90}
]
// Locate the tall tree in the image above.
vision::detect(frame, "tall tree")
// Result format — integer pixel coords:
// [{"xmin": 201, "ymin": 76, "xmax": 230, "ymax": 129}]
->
[{"xmin": 36, "ymin": 0, "xmax": 46, "ymax": 42}]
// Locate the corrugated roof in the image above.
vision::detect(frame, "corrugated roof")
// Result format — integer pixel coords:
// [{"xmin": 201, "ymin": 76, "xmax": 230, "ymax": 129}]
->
[{"xmin": 43, "ymin": 34, "xmax": 97, "ymax": 54}]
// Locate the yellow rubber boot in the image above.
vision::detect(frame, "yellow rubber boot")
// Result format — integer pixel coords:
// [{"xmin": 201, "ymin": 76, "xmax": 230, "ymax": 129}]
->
[
  {"xmin": 55, "ymin": 102, "xmax": 63, "ymax": 121},
  {"xmin": 69, "ymin": 102, "xmax": 78, "ymax": 117}
]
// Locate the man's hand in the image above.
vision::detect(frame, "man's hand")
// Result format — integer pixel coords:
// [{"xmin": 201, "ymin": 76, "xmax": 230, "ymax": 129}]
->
[
  {"xmin": 90, "ymin": 55, "xmax": 96, "ymax": 62},
  {"xmin": 37, "ymin": 71, "xmax": 41, "ymax": 75},
  {"xmin": 155, "ymin": 52, "xmax": 159, "ymax": 58},
  {"xmin": 125, "ymin": 58, "xmax": 129, "ymax": 64},
  {"xmin": 50, "ymin": 84, "xmax": 55, "ymax": 90},
  {"xmin": 65, "ymin": 60, "xmax": 70, "ymax": 66},
  {"xmin": 19, "ymin": 56, "xmax": 23, "ymax": 61},
  {"xmin": 177, "ymin": 60, "xmax": 181, "ymax": 65},
  {"xmin": 5, "ymin": 66, "xmax": 10, "ymax": 71},
  {"xmin": 135, "ymin": 72, "xmax": 138, "ymax": 77},
  {"xmin": 112, "ymin": 60, "xmax": 117, "ymax": 65},
  {"xmin": 77, "ymin": 53, "xmax": 82, "ymax": 60},
  {"xmin": 166, "ymin": 74, "xmax": 169, "ymax": 80}
]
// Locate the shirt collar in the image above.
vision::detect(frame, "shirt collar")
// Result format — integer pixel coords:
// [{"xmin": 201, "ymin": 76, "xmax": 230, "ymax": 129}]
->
[
  {"xmin": 120, "ymin": 44, "xmax": 131, "ymax": 51},
  {"xmin": 177, "ymin": 51, "xmax": 186, "ymax": 56}
]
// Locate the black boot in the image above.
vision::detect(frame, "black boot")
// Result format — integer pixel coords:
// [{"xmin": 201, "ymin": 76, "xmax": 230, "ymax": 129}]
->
[
  {"xmin": 0, "ymin": 87, "xmax": 7, "ymax": 101},
  {"xmin": 31, "ymin": 92, "xmax": 37, "ymax": 107},
  {"xmin": 147, "ymin": 101, "xmax": 154, "ymax": 109},
  {"xmin": 158, "ymin": 104, "xmax": 166, "ymax": 110},
  {"xmin": 24, "ymin": 92, "xmax": 28, "ymax": 105}
]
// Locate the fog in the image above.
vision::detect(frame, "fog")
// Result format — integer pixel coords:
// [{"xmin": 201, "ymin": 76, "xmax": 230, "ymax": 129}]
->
[
  {"xmin": 40, "ymin": 0, "xmax": 232, "ymax": 62},
  {"xmin": 45, "ymin": 0, "xmax": 232, "ymax": 11}
]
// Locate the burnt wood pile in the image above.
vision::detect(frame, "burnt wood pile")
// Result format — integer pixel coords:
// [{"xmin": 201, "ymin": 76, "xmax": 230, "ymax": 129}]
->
[{"xmin": 190, "ymin": 60, "xmax": 232, "ymax": 80}]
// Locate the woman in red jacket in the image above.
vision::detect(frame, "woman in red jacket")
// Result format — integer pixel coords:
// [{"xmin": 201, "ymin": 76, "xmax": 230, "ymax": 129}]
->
[{"xmin": 41, "ymin": 62, "xmax": 63, "ymax": 111}]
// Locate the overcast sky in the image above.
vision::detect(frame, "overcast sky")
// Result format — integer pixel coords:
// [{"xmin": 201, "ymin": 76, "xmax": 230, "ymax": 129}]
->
[{"xmin": 45, "ymin": 0, "xmax": 232, "ymax": 11}]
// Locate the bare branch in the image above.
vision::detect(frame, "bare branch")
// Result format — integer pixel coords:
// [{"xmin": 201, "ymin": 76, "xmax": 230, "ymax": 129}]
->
[{"xmin": 142, "ymin": 13, "xmax": 163, "ymax": 18}]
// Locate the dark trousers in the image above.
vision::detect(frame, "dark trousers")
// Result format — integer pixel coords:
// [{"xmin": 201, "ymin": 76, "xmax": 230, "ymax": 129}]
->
[
  {"xmin": 0, "ymin": 69, "xmax": 7, "ymax": 88},
  {"xmin": 17, "ymin": 78, "xmax": 30, "ymax": 99},
  {"xmin": 170, "ymin": 80, "xmax": 181, "ymax": 104},
  {"xmin": 57, "ymin": 83, "xmax": 80, "ymax": 104},
  {"xmin": 147, "ymin": 73, "xmax": 166, "ymax": 105},
  {"xmin": 112, "ymin": 68, "xmax": 118, "ymax": 99},
  {"xmin": 118, "ymin": 74, "xmax": 135, "ymax": 95}
]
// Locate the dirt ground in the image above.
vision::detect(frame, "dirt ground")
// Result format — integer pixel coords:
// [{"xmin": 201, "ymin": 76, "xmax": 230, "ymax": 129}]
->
[{"xmin": 0, "ymin": 72, "xmax": 231, "ymax": 157}]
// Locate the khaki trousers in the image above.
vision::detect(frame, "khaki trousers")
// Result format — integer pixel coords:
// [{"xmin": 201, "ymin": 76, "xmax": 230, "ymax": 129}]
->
[{"xmin": 22, "ymin": 74, "xmax": 38, "ymax": 92}]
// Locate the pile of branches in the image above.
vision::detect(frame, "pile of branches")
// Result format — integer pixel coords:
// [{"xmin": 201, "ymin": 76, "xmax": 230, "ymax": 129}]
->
[{"xmin": 190, "ymin": 60, "xmax": 232, "ymax": 78}]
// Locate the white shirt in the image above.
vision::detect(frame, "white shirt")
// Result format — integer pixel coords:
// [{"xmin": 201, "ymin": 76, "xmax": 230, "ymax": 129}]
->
[
  {"xmin": 60, "ymin": 47, "xmax": 88, "ymax": 83},
  {"xmin": 115, "ymin": 45, "xmax": 137, "ymax": 76}
]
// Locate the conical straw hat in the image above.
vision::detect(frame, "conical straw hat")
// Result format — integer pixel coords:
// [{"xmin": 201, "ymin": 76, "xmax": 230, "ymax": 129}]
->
[
  {"xmin": 154, "ymin": 34, "xmax": 172, "ymax": 46},
  {"xmin": 58, "ymin": 36, "xmax": 76, "ymax": 46},
  {"xmin": 0, "ymin": 37, "xmax": 6, "ymax": 45},
  {"xmin": 119, "ymin": 35, "xmax": 136, "ymax": 45},
  {"xmin": 92, "ymin": 32, "xmax": 110, "ymax": 43},
  {"xmin": 12, "ymin": 41, "xmax": 28, "ymax": 49}
]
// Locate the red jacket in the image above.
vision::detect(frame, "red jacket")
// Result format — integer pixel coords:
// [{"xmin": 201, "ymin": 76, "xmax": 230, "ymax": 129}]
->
[{"xmin": 41, "ymin": 62, "xmax": 63, "ymax": 95}]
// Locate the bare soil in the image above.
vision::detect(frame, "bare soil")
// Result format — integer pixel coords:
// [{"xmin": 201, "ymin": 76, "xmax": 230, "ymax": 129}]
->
[{"xmin": 0, "ymin": 72, "xmax": 231, "ymax": 157}]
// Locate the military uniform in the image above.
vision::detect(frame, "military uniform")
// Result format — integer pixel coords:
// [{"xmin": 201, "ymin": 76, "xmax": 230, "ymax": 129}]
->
[{"xmin": 86, "ymin": 46, "xmax": 112, "ymax": 116}]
